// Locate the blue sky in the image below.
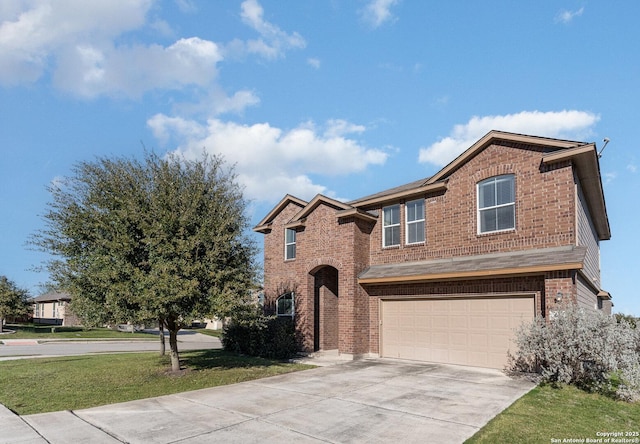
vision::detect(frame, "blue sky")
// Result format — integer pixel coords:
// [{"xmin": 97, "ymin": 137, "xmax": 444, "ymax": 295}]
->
[{"xmin": 1, "ymin": 1, "xmax": 638, "ymax": 315}]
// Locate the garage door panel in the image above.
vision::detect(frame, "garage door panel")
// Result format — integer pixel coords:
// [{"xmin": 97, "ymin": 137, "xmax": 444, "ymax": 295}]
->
[{"xmin": 381, "ymin": 296, "xmax": 534, "ymax": 370}]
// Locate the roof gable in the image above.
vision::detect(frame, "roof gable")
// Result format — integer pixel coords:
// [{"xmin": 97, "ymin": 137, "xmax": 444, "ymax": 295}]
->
[
  {"xmin": 253, "ymin": 194, "xmax": 307, "ymax": 233},
  {"xmin": 288, "ymin": 194, "xmax": 351, "ymax": 224},
  {"xmin": 33, "ymin": 291, "xmax": 72, "ymax": 302},
  {"xmin": 426, "ymin": 130, "xmax": 588, "ymax": 185}
]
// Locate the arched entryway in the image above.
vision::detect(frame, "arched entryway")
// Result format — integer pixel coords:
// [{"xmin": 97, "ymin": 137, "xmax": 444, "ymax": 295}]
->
[{"xmin": 312, "ymin": 266, "xmax": 339, "ymax": 352}]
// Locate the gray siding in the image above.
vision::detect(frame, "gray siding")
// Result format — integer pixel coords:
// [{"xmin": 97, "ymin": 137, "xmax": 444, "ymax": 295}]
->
[
  {"xmin": 576, "ymin": 175, "xmax": 600, "ymax": 288},
  {"xmin": 577, "ymin": 273, "xmax": 597, "ymax": 310}
]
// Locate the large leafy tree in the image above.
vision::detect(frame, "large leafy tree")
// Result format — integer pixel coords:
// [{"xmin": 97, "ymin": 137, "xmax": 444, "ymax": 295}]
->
[
  {"xmin": 32, "ymin": 152, "xmax": 257, "ymax": 371},
  {"xmin": 0, "ymin": 276, "xmax": 30, "ymax": 333}
]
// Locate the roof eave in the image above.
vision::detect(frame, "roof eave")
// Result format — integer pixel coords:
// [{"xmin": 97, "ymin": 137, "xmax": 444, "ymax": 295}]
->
[
  {"xmin": 353, "ymin": 181, "xmax": 448, "ymax": 209},
  {"xmin": 253, "ymin": 194, "xmax": 308, "ymax": 232},
  {"xmin": 542, "ymin": 144, "xmax": 611, "ymax": 240},
  {"xmin": 289, "ymin": 194, "xmax": 352, "ymax": 223},
  {"xmin": 359, "ymin": 262, "xmax": 584, "ymax": 285},
  {"xmin": 336, "ymin": 208, "xmax": 378, "ymax": 222},
  {"xmin": 426, "ymin": 130, "xmax": 586, "ymax": 185}
]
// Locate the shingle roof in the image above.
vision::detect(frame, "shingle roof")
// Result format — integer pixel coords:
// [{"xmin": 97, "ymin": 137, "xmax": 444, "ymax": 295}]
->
[
  {"xmin": 347, "ymin": 177, "xmax": 430, "ymax": 206},
  {"xmin": 358, "ymin": 245, "xmax": 587, "ymax": 284},
  {"xmin": 32, "ymin": 291, "xmax": 72, "ymax": 302}
]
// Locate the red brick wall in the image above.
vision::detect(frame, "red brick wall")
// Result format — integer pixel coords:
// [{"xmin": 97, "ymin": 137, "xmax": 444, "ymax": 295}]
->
[
  {"xmin": 261, "ymin": 141, "xmax": 589, "ymax": 357},
  {"xmin": 263, "ymin": 202, "xmax": 375, "ymax": 354},
  {"xmin": 367, "ymin": 142, "xmax": 576, "ymax": 265}
]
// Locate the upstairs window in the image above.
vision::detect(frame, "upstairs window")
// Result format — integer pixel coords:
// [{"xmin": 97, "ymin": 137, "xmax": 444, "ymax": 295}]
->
[
  {"xmin": 478, "ymin": 175, "xmax": 515, "ymax": 234},
  {"xmin": 406, "ymin": 199, "xmax": 425, "ymax": 244},
  {"xmin": 285, "ymin": 228, "xmax": 296, "ymax": 260},
  {"xmin": 382, "ymin": 204, "xmax": 400, "ymax": 247},
  {"xmin": 276, "ymin": 292, "xmax": 295, "ymax": 317}
]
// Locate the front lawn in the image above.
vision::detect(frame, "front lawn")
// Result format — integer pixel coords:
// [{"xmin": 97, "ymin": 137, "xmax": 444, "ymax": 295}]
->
[
  {"xmin": 466, "ymin": 384, "xmax": 640, "ymax": 443},
  {"xmin": 192, "ymin": 328, "xmax": 223, "ymax": 338},
  {"xmin": 0, "ymin": 350, "xmax": 313, "ymax": 415}
]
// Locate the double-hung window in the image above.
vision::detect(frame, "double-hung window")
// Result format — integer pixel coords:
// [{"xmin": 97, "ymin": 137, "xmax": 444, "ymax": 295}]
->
[
  {"xmin": 405, "ymin": 199, "xmax": 425, "ymax": 244},
  {"xmin": 477, "ymin": 175, "xmax": 515, "ymax": 234},
  {"xmin": 285, "ymin": 228, "xmax": 296, "ymax": 260},
  {"xmin": 276, "ymin": 292, "xmax": 295, "ymax": 317},
  {"xmin": 382, "ymin": 204, "xmax": 401, "ymax": 247}
]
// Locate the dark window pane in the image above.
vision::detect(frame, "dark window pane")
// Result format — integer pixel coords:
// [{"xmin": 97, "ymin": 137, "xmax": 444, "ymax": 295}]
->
[
  {"xmin": 479, "ymin": 181, "xmax": 495, "ymax": 208},
  {"xmin": 385, "ymin": 225, "xmax": 400, "ymax": 246},
  {"xmin": 285, "ymin": 229, "xmax": 296, "ymax": 243},
  {"xmin": 480, "ymin": 208, "xmax": 497, "ymax": 233},
  {"xmin": 384, "ymin": 205, "xmax": 399, "ymax": 225},
  {"xmin": 496, "ymin": 177, "xmax": 514, "ymax": 205},
  {"xmin": 497, "ymin": 204, "xmax": 515, "ymax": 230},
  {"xmin": 408, "ymin": 220, "xmax": 425, "ymax": 243}
]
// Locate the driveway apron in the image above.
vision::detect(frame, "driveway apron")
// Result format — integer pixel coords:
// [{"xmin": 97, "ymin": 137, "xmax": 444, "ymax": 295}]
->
[{"xmin": 2, "ymin": 359, "xmax": 535, "ymax": 444}]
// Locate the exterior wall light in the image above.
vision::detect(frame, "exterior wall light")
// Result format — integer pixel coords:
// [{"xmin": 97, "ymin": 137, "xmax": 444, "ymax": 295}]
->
[{"xmin": 555, "ymin": 292, "xmax": 563, "ymax": 303}]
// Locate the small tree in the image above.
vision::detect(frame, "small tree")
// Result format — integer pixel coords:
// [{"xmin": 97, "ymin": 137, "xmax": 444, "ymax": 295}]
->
[
  {"xmin": 0, "ymin": 276, "xmax": 30, "ymax": 333},
  {"xmin": 32, "ymin": 152, "xmax": 257, "ymax": 371}
]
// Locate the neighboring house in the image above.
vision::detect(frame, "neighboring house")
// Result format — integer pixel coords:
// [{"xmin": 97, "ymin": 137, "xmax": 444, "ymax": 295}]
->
[
  {"xmin": 254, "ymin": 131, "xmax": 612, "ymax": 370},
  {"xmin": 32, "ymin": 291, "xmax": 80, "ymax": 326}
]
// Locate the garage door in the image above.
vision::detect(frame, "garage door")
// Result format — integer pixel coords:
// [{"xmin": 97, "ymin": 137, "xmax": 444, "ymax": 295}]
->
[{"xmin": 380, "ymin": 297, "xmax": 534, "ymax": 369}]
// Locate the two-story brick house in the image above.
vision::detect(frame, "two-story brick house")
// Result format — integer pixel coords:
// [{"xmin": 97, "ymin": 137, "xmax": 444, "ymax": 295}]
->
[{"xmin": 254, "ymin": 131, "xmax": 611, "ymax": 369}]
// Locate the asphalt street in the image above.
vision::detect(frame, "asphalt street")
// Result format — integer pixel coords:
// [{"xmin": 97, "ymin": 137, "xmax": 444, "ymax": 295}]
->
[{"xmin": 0, "ymin": 331, "xmax": 222, "ymax": 360}]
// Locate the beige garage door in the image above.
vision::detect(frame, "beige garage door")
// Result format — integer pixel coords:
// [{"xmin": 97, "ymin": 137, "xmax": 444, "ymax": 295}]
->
[{"xmin": 381, "ymin": 297, "xmax": 534, "ymax": 369}]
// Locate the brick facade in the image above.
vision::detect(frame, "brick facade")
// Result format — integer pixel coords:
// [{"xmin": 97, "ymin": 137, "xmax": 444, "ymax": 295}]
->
[{"xmin": 256, "ymin": 131, "xmax": 611, "ymax": 358}]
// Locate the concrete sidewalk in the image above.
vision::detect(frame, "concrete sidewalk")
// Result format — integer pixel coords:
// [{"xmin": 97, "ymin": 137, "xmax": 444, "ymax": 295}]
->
[{"xmin": 0, "ymin": 359, "xmax": 534, "ymax": 444}]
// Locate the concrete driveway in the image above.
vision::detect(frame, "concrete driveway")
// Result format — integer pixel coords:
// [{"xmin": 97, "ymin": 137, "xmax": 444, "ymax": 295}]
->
[{"xmin": 2, "ymin": 359, "xmax": 534, "ymax": 444}]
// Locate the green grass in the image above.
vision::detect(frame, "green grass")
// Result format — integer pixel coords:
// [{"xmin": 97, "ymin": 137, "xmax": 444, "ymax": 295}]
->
[
  {"xmin": 1, "ymin": 324, "xmax": 156, "ymax": 340},
  {"xmin": 192, "ymin": 328, "xmax": 223, "ymax": 338},
  {"xmin": 466, "ymin": 384, "xmax": 640, "ymax": 444},
  {"xmin": 0, "ymin": 350, "xmax": 313, "ymax": 415}
]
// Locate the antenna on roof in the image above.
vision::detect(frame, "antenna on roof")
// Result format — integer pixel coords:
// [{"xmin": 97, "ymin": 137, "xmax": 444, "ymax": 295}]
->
[{"xmin": 598, "ymin": 138, "xmax": 610, "ymax": 158}]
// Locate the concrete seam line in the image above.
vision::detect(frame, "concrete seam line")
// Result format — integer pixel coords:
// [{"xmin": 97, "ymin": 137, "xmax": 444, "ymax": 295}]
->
[{"xmin": 69, "ymin": 410, "xmax": 128, "ymax": 443}]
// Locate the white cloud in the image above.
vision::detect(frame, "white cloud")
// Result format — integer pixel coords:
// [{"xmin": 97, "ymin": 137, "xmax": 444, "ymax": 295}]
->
[
  {"xmin": 307, "ymin": 57, "xmax": 321, "ymax": 69},
  {"xmin": 0, "ymin": 0, "xmax": 301, "ymax": 101},
  {"xmin": 147, "ymin": 115, "xmax": 388, "ymax": 202},
  {"xmin": 360, "ymin": 0, "xmax": 400, "ymax": 28},
  {"xmin": 418, "ymin": 110, "xmax": 600, "ymax": 167},
  {"xmin": 238, "ymin": 0, "xmax": 306, "ymax": 59},
  {"xmin": 54, "ymin": 37, "xmax": 222, "ymax": 98},
  {"xmin": 555, "ymin": 7, "xmax": 584, "ymax": 24},
  {"xmin": 175, "ymin": 0, "xmax": 197, "ymax": 14},
  {"xmin": 627, "ymin": 164, "xmax": 637, "ymax": 173},
  {"xmin": 604, "ymin": 172, "xmax": 617, "ymax": 184},
  {"xmin": 0, "ymin": 0, "xmax": 151, "ymax": 86}
]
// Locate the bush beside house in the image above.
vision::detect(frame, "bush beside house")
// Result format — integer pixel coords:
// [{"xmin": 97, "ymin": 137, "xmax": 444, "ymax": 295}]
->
[
  {"xmin": 222, "ymin": 308, "xmax": 298, "ymax": 360},
  {"xmin": 509, "ymin": 305, "xmax": 640, "ymax": 401}
]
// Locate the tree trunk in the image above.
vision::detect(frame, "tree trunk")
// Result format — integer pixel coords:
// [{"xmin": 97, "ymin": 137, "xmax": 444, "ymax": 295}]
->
[
  {"xmin": 158, "ymin": 318, "xmax": 166, "ymax": 356},
  {"xmin": 0, "ymin": 317, "xmax": 4, "ymax": 334},
  {"xmin": 167, "ymin": 318, "xmax": 181, "ymax": 372}
]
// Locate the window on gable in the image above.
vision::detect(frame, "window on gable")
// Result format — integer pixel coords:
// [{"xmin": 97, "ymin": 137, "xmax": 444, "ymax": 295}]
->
[
  {"xmin": 406, "ymin": 199, "xmax": 425, "ymax": 244},
  {"xmin": 382, "ymin": 204, "xmax": 400, "ymax": 247},
  {"xmin": 276, "ymin": 292, "xmax": 295, "ymax": 317},
  {"xmin": 478, "ymin": 175, "xmax": 515, "ymax": 234},
  {"xmin": 285, "ymin": 228, "xmax": 296, "ymax": 260}
]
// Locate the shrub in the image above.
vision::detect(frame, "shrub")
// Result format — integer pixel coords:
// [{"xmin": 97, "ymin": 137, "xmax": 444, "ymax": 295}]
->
[
  {"xmin": 222, "ymin": 308, "xmax": 298, "ymax": 360},
  {"xmin": 509, "ymin": 304, "xmax": 640, "ymax": 401}
]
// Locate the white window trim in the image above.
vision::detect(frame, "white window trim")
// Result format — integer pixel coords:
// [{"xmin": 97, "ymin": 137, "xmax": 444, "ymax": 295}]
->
[
  {"xmin": 477, "ymin": 175, "xmax": 516, "ymax": 235},
  {"xmin": 382, "ymin": 204, "xmax": 401, "ymax": 247},
  {"xmin": 405, "ymin": 199, "xmax": 425, "ymax": 245},
  {"xmin": 284, "ymin": 228, "xmax": 296, "ymax": 260}
]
